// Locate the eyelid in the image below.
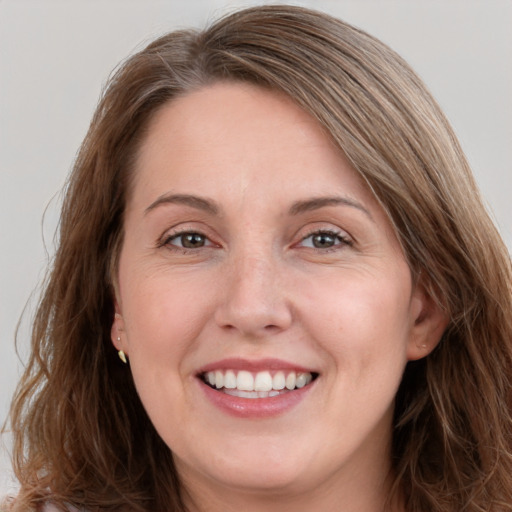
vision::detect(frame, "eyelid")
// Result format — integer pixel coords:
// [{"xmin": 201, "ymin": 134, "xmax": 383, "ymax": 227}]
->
[
  {"xmin": 157, "ymin": 225, "xmax": 219, "ymax": 250},
  {"xmin": 168, "ymin": 232, "xmax": 213, "ymax": 247},
  {"xmin": 299, "ymin": 225, "xmax": 352, "ymax": 241},
  {"xmin": 295, "ymin": 226, "xmax": 354, "ymax": 251},
  {"xmin": 156, "ymin": 223, "xmax": 354, "ymax": 252}
]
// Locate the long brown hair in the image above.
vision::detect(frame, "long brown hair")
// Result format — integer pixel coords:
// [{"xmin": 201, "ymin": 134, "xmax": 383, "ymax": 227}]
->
[{"xmin": 5, "ymin": 5, "xmax": 512, "ymax": 511}]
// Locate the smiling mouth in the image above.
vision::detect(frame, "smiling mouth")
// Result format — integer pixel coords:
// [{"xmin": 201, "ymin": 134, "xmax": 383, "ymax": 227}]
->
[{"xmin": 201, "ymin": 369, "xmax": 319, "ymax": 399}]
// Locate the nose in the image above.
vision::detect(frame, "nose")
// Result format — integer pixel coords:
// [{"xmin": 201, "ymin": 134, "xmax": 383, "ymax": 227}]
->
[{"xmin": 214, "ymin": 252, "xmax": 293, "ymax": 339}]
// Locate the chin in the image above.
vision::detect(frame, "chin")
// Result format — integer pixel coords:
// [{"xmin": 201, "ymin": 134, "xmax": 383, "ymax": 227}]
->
[{"xmin": 176, "ymin": 439, "xmax": 316, "ymax": 495}]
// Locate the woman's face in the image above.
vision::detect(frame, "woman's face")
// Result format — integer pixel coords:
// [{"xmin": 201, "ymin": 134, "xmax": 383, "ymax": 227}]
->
[{"xmin": 113, "ymin": 82, "xmax": 441, "ymax": 503}]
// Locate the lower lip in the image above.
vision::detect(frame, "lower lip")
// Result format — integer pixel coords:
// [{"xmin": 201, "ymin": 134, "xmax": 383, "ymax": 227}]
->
[{"xmin": 198, "ymin": 379, "xmax": 315, "ymax": 418}]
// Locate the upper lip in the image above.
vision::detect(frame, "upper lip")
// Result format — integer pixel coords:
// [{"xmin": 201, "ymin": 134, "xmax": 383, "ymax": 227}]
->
[{"xmin": 197, "ymin": 357, "xmax": 318, "ymax": 375}]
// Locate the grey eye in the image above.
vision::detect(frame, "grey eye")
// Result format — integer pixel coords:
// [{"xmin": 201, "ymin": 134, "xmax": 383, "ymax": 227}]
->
[
  {"xmin": 310, "ymin": 232, "xmax": 337, "ymax": 248},
  {"xmin": 300, "ymin": 231, "xmax": 346, "ymax": 249}
]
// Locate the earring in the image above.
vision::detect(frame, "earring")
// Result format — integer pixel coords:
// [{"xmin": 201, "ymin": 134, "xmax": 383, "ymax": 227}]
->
[
  {"xmin": 117, "ymin": 336, "xmax": 127, "ymax": 364},
  {"xmin": 118, "ymin": 350, "xmax": 127, "ymax": 364}
]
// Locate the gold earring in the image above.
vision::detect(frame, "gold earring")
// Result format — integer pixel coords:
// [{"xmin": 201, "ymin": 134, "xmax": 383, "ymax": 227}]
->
[
  {"xmin": 118, "ymin": 350, "xmax": 127, "ymax": 364},
  {"xmin": 117, "ymin": 336, "xmax": 127, "ymax": 364}
]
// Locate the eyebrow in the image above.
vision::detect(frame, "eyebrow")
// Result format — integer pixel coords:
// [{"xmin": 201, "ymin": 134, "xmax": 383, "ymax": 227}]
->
[
  {"xmin": 288, "ymin": 196, "xmax": 373, "ymax": 220},
  {"xmin": 144, "ymin": 193, "xmax": 219, "ymax": 216},
  {"xmin": 144, "ymin": 193, "xmax": 372, "ymax": 220}
]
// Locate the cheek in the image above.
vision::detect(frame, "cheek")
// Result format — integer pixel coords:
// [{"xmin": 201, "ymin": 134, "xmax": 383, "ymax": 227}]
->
[
  {"xmin": 118, "ymin": 269, "xmax": 218, "ymax": 438},
  {"xmin": 301, "ymin": 269, "xmax": 413, "ymax": 367},
  {"xmin": 119, "ymin": 267, "xmax": 217, "ymax": 365}
]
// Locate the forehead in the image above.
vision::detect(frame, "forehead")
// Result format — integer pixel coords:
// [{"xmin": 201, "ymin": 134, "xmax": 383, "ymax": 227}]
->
[
  {"xmin": 130, "ymin": 81, "xmax": 374, "ymax": 206},
  {"xmin": 138, "ymin": 82, "xmax": 337, "ymax": 164}
]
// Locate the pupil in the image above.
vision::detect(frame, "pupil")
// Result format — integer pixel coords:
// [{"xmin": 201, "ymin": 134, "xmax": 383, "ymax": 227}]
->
[
  {"xmin": 313, "ymin": 233, "xmax": 335, "ymax": 248},
  {"xmin": 182, "ymin": 233, "xmax": 205, "ymax": 248}
]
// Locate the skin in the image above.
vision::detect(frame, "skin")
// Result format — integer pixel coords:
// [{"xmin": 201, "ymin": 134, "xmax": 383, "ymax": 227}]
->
[{"xmin": 112, "ymin": 82, "xmax": 446, "ymax": 512}]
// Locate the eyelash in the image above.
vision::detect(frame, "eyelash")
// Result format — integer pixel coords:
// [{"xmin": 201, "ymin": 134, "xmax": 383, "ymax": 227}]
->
[
  {"xmin": 298, "ymin": 229, "xmax": 353, "ymax": 252},
  {"xmin": 158, "ymin": 228, "xmax": 353, "ymax": 254},
  {"xmin": 157, "ymin": 229, "xmax": 214, "ymax": 252}
]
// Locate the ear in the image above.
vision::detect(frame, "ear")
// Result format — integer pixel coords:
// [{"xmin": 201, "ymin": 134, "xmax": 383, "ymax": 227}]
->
[
  {"xmin": 111, "ymin": 299, "xmax": 127, "ymax": 354},
  {"xmin": 407, "ymin": 284, "xmax": 449, "ymax": 361}
]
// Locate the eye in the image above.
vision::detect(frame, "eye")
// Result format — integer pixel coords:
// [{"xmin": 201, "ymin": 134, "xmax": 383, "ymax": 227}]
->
[
  {"xmin": 299, "ymin": 230, "xmax": 351, "ymax": 250},
  {"xmin": 164, "ymin": 231, "xmax": 212, "ymax": 249}
]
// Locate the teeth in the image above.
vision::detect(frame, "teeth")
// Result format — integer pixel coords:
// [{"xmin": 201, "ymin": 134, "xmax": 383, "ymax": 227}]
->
[
  {"xmin": 254, "ymin": 371, "xmax": 273, "ymax": 391},
  {"xmin": 296, "ymin": 373, "xmax": 311, "ymax": 389},
  {"xmin": 224, "ymin": 389, "xmax": 283, "ymax": 399},
  {"xmin": 224, "ymin": 370, "xmax": 237, "ymax": 389},
  {"xmin": 272, "ymin": 371, "xmax": 286, "ymax": 390},
  {"xmin": 285, "ymin": 372, "xmax": 296, "ymax": 390},
  {"xmin": 237, "ymin": 371, "xmax": 254, "ymax": 391},
  {"xmin": 207, "ymin": 372, "xmax": 216, "ymax": 386},
  {"xmin": 204, "ymin": 369, "xmax": 315, "ymax": 393}
]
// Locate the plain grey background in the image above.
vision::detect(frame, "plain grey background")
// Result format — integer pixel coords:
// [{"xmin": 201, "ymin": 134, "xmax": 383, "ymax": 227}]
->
[{"xmin": 1, "ymin": 0, "xmax": 511, "ymax": 494}]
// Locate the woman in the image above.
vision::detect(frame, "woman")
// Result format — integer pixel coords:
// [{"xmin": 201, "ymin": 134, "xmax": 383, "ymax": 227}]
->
[{"xmin": 5, "ymin": 5, "xmax": 512, "ymax": 511}]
